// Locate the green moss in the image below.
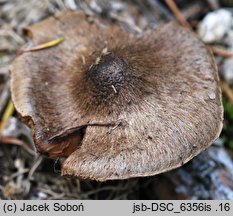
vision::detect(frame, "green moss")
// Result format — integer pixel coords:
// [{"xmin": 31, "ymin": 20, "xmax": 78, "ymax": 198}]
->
[{"xmin": 221, "ymin": 95, "xmax": 233, "ymax": 150}]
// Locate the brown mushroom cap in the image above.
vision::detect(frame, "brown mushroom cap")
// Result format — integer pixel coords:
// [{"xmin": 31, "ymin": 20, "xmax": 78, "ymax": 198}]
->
[{"xmin": 11, "ymin": 12, "xmax": 223, "ymax": 181}]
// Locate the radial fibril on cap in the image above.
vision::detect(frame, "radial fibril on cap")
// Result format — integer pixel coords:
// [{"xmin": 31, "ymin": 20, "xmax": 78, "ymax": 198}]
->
[{"xmin": 11, "ymin": 12, "xmax": 223, "ymax": 181}]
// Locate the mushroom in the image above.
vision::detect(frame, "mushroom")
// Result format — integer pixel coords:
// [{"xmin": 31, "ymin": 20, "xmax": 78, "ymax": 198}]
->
[{"xmin": 11, "ymin": 12, "xmax": 223, "ymax": 181}]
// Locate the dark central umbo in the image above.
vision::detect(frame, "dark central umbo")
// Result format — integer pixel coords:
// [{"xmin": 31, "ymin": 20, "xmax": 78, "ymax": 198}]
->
[{"xmin": 86, "ymin": 53, "xmax": 128, "ymax": 96}]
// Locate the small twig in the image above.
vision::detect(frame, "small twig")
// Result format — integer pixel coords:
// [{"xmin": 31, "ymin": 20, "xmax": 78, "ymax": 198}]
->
[
  {"xmin": 76, "ymin": 179, "xmax": 81, "ymax": 195},
  {"xmin": 0, "ymin": 83, "xmax": 10, "ymax": 115},
  {"xmin": 28, "ymin": 155, "xmax": 43, "ymax": 179},
  {"xmin": 147, "ymin": 0, "xmax": 173, "ymax": 20},
  {"xmin": 220, "ymin": 81, "xmax": 233, "ymax": 104},
  {"xmin": 0, "ymin": 29, "xmax": 25, "ymax": 45},
  {"xmin": 81, "ymin": 186, "xmax": 125, "ymax": 198},
  {"xmin": 39, "ymin": 187, "xmax": 65, "ymax": 199},
  {"xmin": 0, "ymin": 137, "xmax": 37, "ymax": 156},
  {"xmin": 210, "ymin": 46, "xmax": 233, "ymax": 58},
  {"xmin": 109, "ymin": 12, "xmax": 142, "ymax": 34},
  {"xmin": 165, "ymin": 0, "xmax": 192, "ymax": 30},
  {"xmin": 8, "ymin": 169, "xmax": 30, "ymax": 181},
  {"xmin": 181, "ymin": 2, "xmax": 204, "ymax": 19}
]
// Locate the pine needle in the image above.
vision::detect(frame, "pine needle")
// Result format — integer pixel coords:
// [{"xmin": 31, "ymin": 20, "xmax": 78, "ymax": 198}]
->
[
  {"xmin": 22, "ymin": 37, "xmax": 65, "ymax": 52},
  {"xmin": 210, "ymin": 46, "xmax": 233, "ymax": 58},
  {"xmin": 0, "ymin": 100, "xmax": 15, "ymax": 132},
  {"xmin": 0, "ymin": 137, "xmax": 36, "ymax": 156},
  {"xmin": 220, "ymin": 81, "xmax": 233, "ymax": 104},
  {"xmin": 2, "ymin": 100, "xmax": 15, "ymax": 122},
  {"xmin": 165, "ymin": 0, "xmax": 192, "ymax": 30}
]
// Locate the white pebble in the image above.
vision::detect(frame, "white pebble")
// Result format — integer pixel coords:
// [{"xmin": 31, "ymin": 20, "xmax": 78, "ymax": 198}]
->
[
  {"xmin": 198, "ymin": 9, "xmax": 232, "ymax": 43},
  {"xmin": 222, "ymin": 58, "xmax": 233, "ymax": 83}
]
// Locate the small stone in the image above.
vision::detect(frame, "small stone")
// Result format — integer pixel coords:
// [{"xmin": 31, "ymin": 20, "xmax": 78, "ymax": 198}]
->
[
  {"xmin": 37, "ymin": 192, "xmax": 48, "ymax": 199},
  {"xmin": 198, "ymin": 9, "xmax": 232, "ymax": 43},
  {"xmin": 222, "ymin": 58, "xmax": 233, "ymax": 83},
  {"xmin": 110, "ymin": 1, "xmax": 126, "ymax": 12},
  {"xmin": 64, "ymin": 0, "xmax": 77, "ymax": 10}
]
